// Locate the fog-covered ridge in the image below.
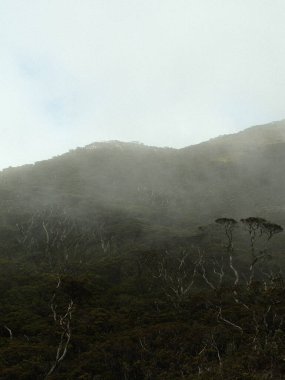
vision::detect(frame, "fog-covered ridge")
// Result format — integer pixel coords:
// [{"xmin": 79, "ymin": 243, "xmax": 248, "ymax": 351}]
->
[{"xmin": 1, "ymin": 120, "xmax": 285, "ymax": 227}]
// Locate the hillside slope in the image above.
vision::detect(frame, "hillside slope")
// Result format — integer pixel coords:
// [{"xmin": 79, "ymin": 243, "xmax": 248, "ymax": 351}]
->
[
  {"xmin": 1, "ymin": 121, "xmax": 285, "ymax": 379},
  {"xmin": 1, "ymin": 120, "xmax": 285, "ymax": 226}
]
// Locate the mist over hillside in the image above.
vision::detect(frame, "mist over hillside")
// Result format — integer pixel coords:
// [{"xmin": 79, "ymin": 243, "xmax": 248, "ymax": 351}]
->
[{"xmin": 1, "ymin": 120, "xmax": 285, "ymax": 226}]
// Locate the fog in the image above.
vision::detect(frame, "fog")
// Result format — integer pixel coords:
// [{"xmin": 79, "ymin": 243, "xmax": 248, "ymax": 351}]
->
[{"xmin": 1, "ymin": 1, "xmax": 285, "ymax": 169}]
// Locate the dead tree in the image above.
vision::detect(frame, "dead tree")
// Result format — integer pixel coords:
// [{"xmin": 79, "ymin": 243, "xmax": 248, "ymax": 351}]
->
[
  {"xmin": 16, "ymin": 207, "xmax": 92, "ymax": 272},
  {"xmin": 45, "ymin": 275, "xmax": 74, "ymax": 379},
  {"xmin": 153, "ymin": 250, "xmax": 200, "ymax": 308},
  {"xmin": 3, "ymin": 325, "xmax": 13, "ymax": 339}
]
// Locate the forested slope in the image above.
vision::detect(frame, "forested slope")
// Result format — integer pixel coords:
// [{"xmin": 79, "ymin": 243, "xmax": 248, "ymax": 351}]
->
[{"xmin": 1, "ymin": 121, "xmax": 285, "ymax": 379}]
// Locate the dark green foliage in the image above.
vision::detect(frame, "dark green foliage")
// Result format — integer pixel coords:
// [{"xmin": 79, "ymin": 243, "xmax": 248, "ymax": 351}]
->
[{"xmin": 0, "ymin": 207, "xmax": 284, "ymax": 379}]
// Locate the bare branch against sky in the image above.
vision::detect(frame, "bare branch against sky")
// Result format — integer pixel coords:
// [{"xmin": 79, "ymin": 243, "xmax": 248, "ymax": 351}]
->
[{"xmin": 0, "ymin": 1, "xmax": 285, "ymax": 169}]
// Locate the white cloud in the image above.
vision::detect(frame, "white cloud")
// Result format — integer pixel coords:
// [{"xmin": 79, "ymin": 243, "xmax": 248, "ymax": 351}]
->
[{"xmin": 1, "ymin": 0, "xmax": 285, "ymax": 168}]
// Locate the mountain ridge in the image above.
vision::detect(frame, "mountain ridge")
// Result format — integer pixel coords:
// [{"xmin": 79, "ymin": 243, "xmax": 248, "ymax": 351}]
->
[
  {"xmin": 2, "ymin": 120, "xmax": 285, "ymax": 173},
  {"xmin": 82, "ymin": 119, "xmax": 285, "ymax": 155},
  {"xmin": 1, "ymin": 119, "xmax": 285, "ymax": 228}
]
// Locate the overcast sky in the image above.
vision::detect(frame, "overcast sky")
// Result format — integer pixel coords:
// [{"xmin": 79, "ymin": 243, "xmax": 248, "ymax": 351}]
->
[{"xmin": 1, "ymin": 1, "xmax": 285, "ymax": 169}]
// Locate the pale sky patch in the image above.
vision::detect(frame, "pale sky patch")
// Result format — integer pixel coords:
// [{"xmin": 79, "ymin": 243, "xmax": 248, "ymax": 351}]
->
[{"xmin": 1, "ymin": 0, "xmax": 285, "ymax": 169}]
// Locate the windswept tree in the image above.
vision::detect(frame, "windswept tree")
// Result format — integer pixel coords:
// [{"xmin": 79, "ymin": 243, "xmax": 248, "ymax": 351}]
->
[
  {"xmin": 261, "ymin": 221, "xmax": 283, "ymax": 241},
  {"xmin": 240, "ymin": 217, "xmax": 267, "ymax": 258},
  {"xmin": 241, "ymin": 217, "xmax": 283, "ymax": 285}
]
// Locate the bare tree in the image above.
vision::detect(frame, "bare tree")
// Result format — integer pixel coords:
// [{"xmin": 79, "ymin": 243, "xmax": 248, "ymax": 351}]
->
[
  {"xmin": 3, "ymin": 325, "xmax": 13, "ymax": 340},
  {"xmin": 153, "ymin": 250, "xmax": 200, "ymax": 308},
  {"xmin": 45, "ymin": 275, "xmax": 74, "ymax": 379},
  {"xmin": 16, "ymin": 207, "xmax": 93, "ymax": 272}
]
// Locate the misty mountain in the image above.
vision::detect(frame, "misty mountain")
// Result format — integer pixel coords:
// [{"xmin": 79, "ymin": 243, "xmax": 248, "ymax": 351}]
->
[
  {"xmin": 1, "ymin": 120, "xmax": 285, "ymax": 227},
  {"xmin": 1, "ymin": 121, "xmax": 285, "ymax": 379}
]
